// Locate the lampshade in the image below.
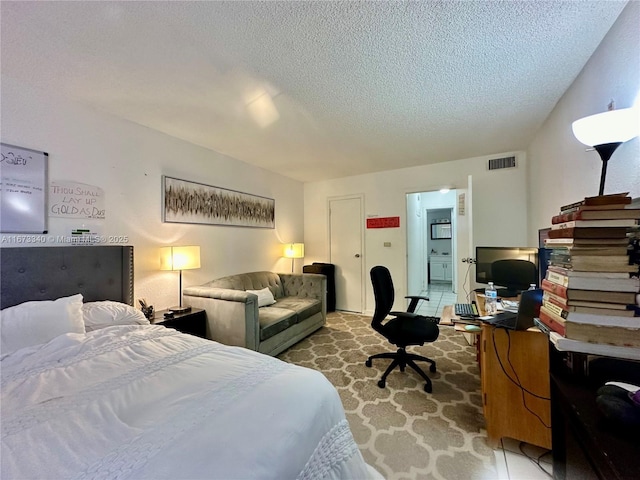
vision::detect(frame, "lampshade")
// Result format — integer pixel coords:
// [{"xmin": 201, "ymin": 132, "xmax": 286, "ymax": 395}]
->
[
  {"xmin": 283, "ymin": 243, "xmax": 304, "ymax": 259},
  {"xmin": 160, "ymin": 245, "xmax": 201, "ymax": 313},
  {"xmin": 571, "ymin": 107, "xmax": 639, "ymax": 147},
  {"xmin": 160, "ymin": 246, "xmax": 201, "ymax": 271}
]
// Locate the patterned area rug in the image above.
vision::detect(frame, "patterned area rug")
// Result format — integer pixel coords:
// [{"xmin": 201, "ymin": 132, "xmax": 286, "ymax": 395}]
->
[{"xmin": 278, "ymin": 311, "xmax": 497, "ymax": 480}]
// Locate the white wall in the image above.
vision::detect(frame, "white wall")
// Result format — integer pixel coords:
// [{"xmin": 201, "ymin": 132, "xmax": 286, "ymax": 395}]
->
[
  {"xmin": 304, "ymin": 151, "xmax": 529, "ymax": 314},
  {"xmin": 527, "ymin": 2, "xmax": 640, "ymax": 243},
  {"xmin": 1, "ymin": 77, "xmax": 305, "ymax": 310}
]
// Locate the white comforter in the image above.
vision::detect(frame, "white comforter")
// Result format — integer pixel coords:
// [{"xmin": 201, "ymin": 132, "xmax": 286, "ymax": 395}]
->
[{"xmin": 1, "ymin": 325, "xmax": 375, "ymax": 480}]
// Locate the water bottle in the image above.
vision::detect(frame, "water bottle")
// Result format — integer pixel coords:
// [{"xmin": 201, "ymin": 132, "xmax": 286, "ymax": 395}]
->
[
  {"xmin": 485, "ymin": 282, "xmax": 497, "ymax": 315},
  {"xmin": 528, "ymin": 284, "xmax": 536, "ymax": 291}
]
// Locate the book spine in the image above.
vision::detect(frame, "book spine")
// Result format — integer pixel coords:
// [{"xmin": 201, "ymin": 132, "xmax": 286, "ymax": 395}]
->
[
  {"xmin": 551, "ymin": 220, "xmax": 637, "ymax": 230},
  {"xmin": 543, "ymin": 300, "xmax": 569, "ymax": 319},
  {"xmin": 545, "ymin": 271, "xmax": 569, "ymax": 288},
  {"xmin": 547, "ymin": 227, "xmax": 575, "ymax": 239},
  {"xmin": 559, "ymin": 200, "xmax": 584, "ymax": 212},
  {"xmin": 542, "ymin": 278, "xmax": 568, "ymax": 295},
  {"xmin": 542, "ymin": 290, "xmax": 568, "ymax": 307},
  {"xmin": 546, "ymin": 227, "xmax": 628, "ymax": 239},
  {"xmin": 539, "ymin": 309, "xmax": 566, "ymax": 336},
  {"xmin": 551, "ymin": 212, "xmax": 577, "ymax": 224},
  {"xmin": 551, "ymin": 221, "xmax": 578, "ymax": 230}
]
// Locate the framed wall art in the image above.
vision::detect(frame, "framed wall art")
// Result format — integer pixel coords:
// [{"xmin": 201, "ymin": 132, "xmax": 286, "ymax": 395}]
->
[{"xmin": 162, "ymin": 176, "xmax": 275, "ymax": 228}]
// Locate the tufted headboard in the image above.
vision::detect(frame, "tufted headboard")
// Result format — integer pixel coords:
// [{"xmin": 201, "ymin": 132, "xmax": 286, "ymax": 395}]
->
[{"xmin": 0, "ymin": 246, "xmax": 134, "ymax": 309}]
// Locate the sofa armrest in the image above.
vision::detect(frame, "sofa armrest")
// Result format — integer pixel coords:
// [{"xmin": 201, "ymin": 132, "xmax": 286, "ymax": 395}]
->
[{"xmin": 182, "ymin": 286, "xmax": 259, "ymax": 349}]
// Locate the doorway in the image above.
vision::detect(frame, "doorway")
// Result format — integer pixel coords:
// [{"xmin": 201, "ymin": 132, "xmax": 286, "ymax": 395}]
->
[{"xmin": 406, "ymin": 190, "xmax": 457, "ymax": 316}]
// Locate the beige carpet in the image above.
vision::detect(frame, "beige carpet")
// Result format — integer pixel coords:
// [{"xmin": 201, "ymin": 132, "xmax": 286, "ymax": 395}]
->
[{"xmin": 278, "ymin": 311, "xmax": 497, "ymax": 480}]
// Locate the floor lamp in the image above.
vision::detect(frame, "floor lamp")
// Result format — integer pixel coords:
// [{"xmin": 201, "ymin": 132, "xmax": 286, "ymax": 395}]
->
[
  {"xmin": 160, "ymin": 245, "xmax": 201, "ymax": 313},
  {"xmin": 572, "ymin": 107, "xmax": 638, "ymax": 196},
  {"xmin": 283, "ymin": 243, "xmax": 304, "ymax": 273}
]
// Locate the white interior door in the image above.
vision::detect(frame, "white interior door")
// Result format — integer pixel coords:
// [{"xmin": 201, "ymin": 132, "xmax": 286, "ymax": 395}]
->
[
  {"xmin": 454, "ymin": 176, "xmax": 474, "ymax": 301},
  {"xmin": 329, "ymin": 196, "xmax": 363, "ymax": 313}
]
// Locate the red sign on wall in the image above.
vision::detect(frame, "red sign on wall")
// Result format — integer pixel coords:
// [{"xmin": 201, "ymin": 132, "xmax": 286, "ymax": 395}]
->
[{"xmin": 366, "ymin": 217, "xmax": 400, "ymax": 229}]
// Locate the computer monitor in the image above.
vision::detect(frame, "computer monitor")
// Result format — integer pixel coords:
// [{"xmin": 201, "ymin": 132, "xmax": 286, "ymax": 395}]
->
[{"xmin": 475, "ymin": 246, "xmax": 539, "ymax": 297}]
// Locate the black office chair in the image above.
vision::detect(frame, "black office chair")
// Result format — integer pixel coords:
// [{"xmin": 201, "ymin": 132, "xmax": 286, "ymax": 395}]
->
[
  {"xmin": 491, "ymin": 259, "xmax": 537, "ymax": 297},
  {"xmin": 365, "ymin": 266, "xmax": 440, "ymax": 393}
]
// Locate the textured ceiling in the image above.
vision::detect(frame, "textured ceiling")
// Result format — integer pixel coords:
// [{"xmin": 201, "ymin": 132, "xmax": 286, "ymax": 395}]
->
[{"xmin": 0, "ymin": 1, "xmax": 628, "ymax": 182}]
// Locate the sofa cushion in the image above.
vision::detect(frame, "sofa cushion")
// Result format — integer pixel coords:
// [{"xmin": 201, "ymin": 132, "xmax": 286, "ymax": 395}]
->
[
  {"xmin": 258, "ymin": 307, "xmax": 297, "ymax": 341},
  {"xmin": 273, "ymin": 297, "xmax": 322, "ymax": 323},
  {"xmin": 246, "ymin": 287, "xmax": 276, "ymax": 307}
]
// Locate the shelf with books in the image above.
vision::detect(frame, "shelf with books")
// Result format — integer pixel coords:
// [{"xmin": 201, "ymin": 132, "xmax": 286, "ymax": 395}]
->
[
  {"xmin": 550, "ymin": 332, "xmax": 640, "ymax": 361},
  {"xmin": 540, "ymin": 302, "xmax": 640, "ymax": 347},
  {"xmin": 552, "ymin": 208, "xmax": 640, "ymax": 223},
  {"xmin": 540, "ymin": 192, "xmax": 640, "ymax": 350},
  {"xmin": 541, "ymin": 285, "xmax": 638, "ymax": 305},
  {"xmin": 543, "ymin": 270, "xmax": 639, "ymax": 292},
  {"xmin": 546, "ymin": 226, "xmax": 630, "ymax": 239},
  {"xmin": 558, "ymin": 192, "xmax": 632, "ymax": 213},
  {"xmin": 547, "ymin": 252, "xmax": 635, "ymax": 272}
]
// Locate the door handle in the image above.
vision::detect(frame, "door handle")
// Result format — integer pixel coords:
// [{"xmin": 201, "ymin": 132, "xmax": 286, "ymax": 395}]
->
[{"xmin": 354, "ymin": 254, "xmax": 361, "ymax": 258}]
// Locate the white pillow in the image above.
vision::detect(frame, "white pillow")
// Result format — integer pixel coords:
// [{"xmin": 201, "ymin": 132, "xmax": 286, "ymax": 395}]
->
[
  {"xmin": 246, "ymin": 287, "xmax": 276, "ymax": 307},
  {"xmin": 1, "ymin": 294, "xmax": 85, "ymax": 355},
  {"xmin": 82, "ymin": 301, "xmax": 150, "ymax": 332}
]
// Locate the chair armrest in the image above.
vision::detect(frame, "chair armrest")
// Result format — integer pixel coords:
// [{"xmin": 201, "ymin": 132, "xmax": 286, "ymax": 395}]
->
[{"xmin": 405, "ymin": 295, "xmax": 429, "ymax": 313}]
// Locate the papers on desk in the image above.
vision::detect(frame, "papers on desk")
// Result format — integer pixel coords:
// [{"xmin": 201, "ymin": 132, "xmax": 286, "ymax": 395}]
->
[
  {"xmin": 500, "ymin": 299, "xmax": 519, "ymax": 312},
  {"xmin": 452, "ymin": 316, "xmax": 481, "ymax": 326}
]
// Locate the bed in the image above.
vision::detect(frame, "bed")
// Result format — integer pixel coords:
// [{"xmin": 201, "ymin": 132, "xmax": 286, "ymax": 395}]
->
[{"xmin": 1, "ymin": 246, "xmax": 378, "ymax": 480}]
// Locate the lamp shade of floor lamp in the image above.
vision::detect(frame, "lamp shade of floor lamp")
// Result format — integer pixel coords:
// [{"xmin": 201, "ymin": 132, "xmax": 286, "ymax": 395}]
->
[
  {"xmin": 283, "ymin": 243, "xmax": 304, "ymax": 273},
  {"xmin": 160, "ymin": 245, "xmax": 201, "ymax": 313},
  {"xmin": 572, "ymin": 107, "xmax": 639, "ymax": 196}
]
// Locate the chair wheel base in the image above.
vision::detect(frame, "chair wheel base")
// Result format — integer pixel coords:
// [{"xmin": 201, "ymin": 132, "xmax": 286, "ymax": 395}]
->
[
  {"xmin": 377, "ymin": 380, "xmax": 386, "ymax": 389},
  {"xmin": 424, "ymin": 383, "xmax": 432, "ymax": 393},
  {"xmin": 365, "ymin": 359, "xmax": 372, "ymax": 368},
  {"xmin": 430, "ymin": 364, "xmax": 436, "ymax": 373}
]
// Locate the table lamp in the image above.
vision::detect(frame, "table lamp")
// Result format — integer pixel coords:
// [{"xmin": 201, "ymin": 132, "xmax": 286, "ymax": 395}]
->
[
  {"xmin": 160, "ymin": 245, "xmax": 201, "ymax": 313},
  {"xmin": 283, "ymin": 243, "xmax": 304, "ymax": 273},
  {"xmin": 571, "ymin": 107, "xmax": 639, "ymax": 195}
]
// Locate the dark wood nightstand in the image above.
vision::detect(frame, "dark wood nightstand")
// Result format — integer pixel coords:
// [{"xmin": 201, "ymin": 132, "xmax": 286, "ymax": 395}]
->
[{"xmin": 152, "ymin": 308, "xmax": 207, "ymax": 339}]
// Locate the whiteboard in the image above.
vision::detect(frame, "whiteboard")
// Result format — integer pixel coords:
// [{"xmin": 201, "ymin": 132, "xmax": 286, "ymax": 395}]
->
[{"xmin": 0, "ymin": 143, "xmax": 48, "ymax": 233}]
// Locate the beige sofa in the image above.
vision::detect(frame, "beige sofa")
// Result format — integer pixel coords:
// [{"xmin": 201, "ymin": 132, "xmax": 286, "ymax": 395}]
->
[{"xmin": 183, "ymin": 271, "xmax": 327, "ymax": 356}]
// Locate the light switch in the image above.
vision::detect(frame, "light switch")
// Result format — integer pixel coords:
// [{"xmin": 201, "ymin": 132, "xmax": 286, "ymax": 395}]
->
[{"xmin": 384, "ymin": 242, "xmax": 391, "ymax": 247}]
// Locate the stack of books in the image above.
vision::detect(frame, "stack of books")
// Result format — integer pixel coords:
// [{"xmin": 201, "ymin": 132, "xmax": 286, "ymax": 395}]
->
[{"xmin": 539, "ymin": 192, "xmax": 640, "ymax": 350}]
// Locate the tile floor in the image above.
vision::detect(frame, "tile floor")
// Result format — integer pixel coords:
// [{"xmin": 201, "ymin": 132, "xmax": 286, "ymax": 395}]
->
[
  {"xmin": 413, "ymin": 281, "xmax": 458, "ymax": 317},
  {"xmin": 495, "ymin": 437, "xmax": 553, "ymax": 480},
  {"xmin": 415, "ymin": 282, "xmax": 554, "ymax": 480}
]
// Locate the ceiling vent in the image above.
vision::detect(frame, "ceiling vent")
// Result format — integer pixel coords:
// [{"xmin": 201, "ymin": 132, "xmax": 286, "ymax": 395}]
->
[{"xmin": 488, "ymin": 156, "xmax": 516, "ymax": 171}]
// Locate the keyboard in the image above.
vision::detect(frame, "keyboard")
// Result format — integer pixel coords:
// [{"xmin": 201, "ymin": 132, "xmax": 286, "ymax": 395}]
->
[{"xmin": 455, "ymin": 302, "xmax": 479, "ymax": 317}]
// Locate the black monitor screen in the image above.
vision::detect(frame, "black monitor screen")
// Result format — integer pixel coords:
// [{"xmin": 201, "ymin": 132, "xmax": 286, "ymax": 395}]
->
[{"xmin": 475, "ymin": 246, "xmax": 539, "ymax": 296}]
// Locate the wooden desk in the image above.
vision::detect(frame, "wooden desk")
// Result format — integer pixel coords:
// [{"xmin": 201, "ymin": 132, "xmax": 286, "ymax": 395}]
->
[
  {"xmin": 481, "ymin": 324, "xmax": 551, "ymax": 449},
  {"xmin": 444, "ymin": 293, "xmax": 550, "ymax": 448}
]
